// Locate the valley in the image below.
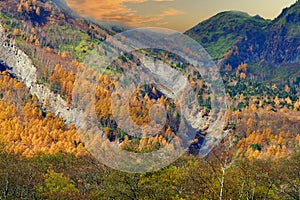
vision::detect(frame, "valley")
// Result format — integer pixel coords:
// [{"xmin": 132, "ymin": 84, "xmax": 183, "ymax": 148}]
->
[{"xmin": 0, "ymin": 0, "xmax": 299, "ymax": 199}]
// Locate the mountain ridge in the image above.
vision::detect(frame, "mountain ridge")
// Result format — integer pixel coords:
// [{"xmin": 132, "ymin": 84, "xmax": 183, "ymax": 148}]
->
[
  {"xmin": 185, "ymin": 10, "xmax": 271, "ymax": 60},
  {"xmin": 185, "ymin": 1, "xmax": 299, "ymax": 84}
]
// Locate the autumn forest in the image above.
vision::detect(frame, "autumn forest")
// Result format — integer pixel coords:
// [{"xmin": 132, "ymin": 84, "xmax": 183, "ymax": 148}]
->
[{"xmin": 0, "ymin": 0, "xmax": 299, "ymax": 199}]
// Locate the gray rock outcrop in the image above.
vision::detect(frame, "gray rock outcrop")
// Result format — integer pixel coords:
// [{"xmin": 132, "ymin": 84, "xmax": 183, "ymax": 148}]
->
[{"xmin": 0, "ymin": 24, "xmax": 80, "ymax": 125}]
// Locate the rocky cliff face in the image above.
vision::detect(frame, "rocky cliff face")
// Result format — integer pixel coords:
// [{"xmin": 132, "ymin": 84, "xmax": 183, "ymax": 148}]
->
[{"xmin": 0, "ymin": 23, "xmax": 79, "ymax": 125}]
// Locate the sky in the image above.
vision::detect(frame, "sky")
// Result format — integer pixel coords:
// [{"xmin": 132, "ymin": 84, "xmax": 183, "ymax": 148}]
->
[{"xmin": 65, "ymin": 0, "xmax": 297, "ymax": 32}]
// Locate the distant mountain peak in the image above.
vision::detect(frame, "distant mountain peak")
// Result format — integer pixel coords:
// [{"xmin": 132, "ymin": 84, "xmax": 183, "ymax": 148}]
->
[
  {"xmin": 273, "ymin": 0, "xmax": 300, "ymax": 24},
  {"xmin": 217, "ymin": 10, "xmax": 251, "ymax": 17},
  {"xmin": 185, "ymin": 1, "xmax": 299, "ymax": 82},
  {"xmin": 185, "ymin": 9, "xmax": 269, "ymax": 59}
]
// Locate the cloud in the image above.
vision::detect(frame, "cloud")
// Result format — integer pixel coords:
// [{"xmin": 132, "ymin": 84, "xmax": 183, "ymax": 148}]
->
[
  {"xmin": 159, "ymin": 8, "xmax": 184, "ymax": 17},
  {"xmin": 65, "ymin": 0, "xmax": 183, "ymax": 27},
  {"xmin": 152, "ymin": 0, "xmax": 175, "ymax": 2},
  {"xmin": 66, "ymin": 0, "xmax": 151, "ymax": 26}
]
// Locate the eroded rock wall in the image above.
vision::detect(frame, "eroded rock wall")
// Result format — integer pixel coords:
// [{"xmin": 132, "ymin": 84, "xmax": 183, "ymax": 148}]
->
[{"xmin": 0, "ymin": 24, "xmax": 79, "ymax": 125}]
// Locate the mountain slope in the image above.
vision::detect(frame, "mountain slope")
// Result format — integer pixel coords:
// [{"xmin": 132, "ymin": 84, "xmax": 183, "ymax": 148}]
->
[
  {"xmin": 185, "ymin": 0, "xmax": 300, "ymax": 84},
  {"xmin": 185, "ymin": 11, "xmax": 270, "ymax": 59}
]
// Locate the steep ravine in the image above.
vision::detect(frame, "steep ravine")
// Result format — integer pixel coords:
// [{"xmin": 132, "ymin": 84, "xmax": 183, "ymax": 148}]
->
[{"xmin": 0, "ymin": 23, "xmax": 228, "ymax": 156}]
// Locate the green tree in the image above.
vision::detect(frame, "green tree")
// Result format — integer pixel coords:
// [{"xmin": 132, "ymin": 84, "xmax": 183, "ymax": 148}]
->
[{"xmin": 36, "ymin": 170, "xmax": 80, "ymax": 200}]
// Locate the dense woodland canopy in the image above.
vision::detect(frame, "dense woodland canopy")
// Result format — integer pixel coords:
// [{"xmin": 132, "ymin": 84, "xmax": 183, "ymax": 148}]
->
[{"xmin": 0, "ymin": 0, "xmax": 299, "ymax": 199}]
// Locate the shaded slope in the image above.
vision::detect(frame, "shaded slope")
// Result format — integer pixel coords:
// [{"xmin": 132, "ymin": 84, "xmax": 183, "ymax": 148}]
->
[
  {"xmin": 185, "ymin": 1, "xmax": 300, "ymax": 64},
  {"xmin": 185, "ymin": 11, "xmax": 270, "ymax": 59},
  {"xmin": 185, "ymin": 1, "xmax": 300, "ymax": 84}
]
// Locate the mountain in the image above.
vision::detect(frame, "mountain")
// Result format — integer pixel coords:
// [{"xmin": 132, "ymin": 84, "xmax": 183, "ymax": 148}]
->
[
  {"xmin": 185, "ymin": 11, "xmax": 270, "ymax": 60},
  {"xmin": 0, "ymin": 1, "xmax": 300, "ymax": 199},
  {"xmin": 185, "ymin": 1, "xmax": 300, "ymax": 83}
]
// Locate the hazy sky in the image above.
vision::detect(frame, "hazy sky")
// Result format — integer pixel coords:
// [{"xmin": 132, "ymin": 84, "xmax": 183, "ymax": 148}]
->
[{"xmin": 66, "ymin": 0, "xmax": 297, "ymax": 32}]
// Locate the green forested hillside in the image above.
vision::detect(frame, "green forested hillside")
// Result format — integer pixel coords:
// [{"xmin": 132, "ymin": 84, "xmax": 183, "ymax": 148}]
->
[{"xmin": 185, "ymin": 0, "xmax": 300, "ymax": 86}]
